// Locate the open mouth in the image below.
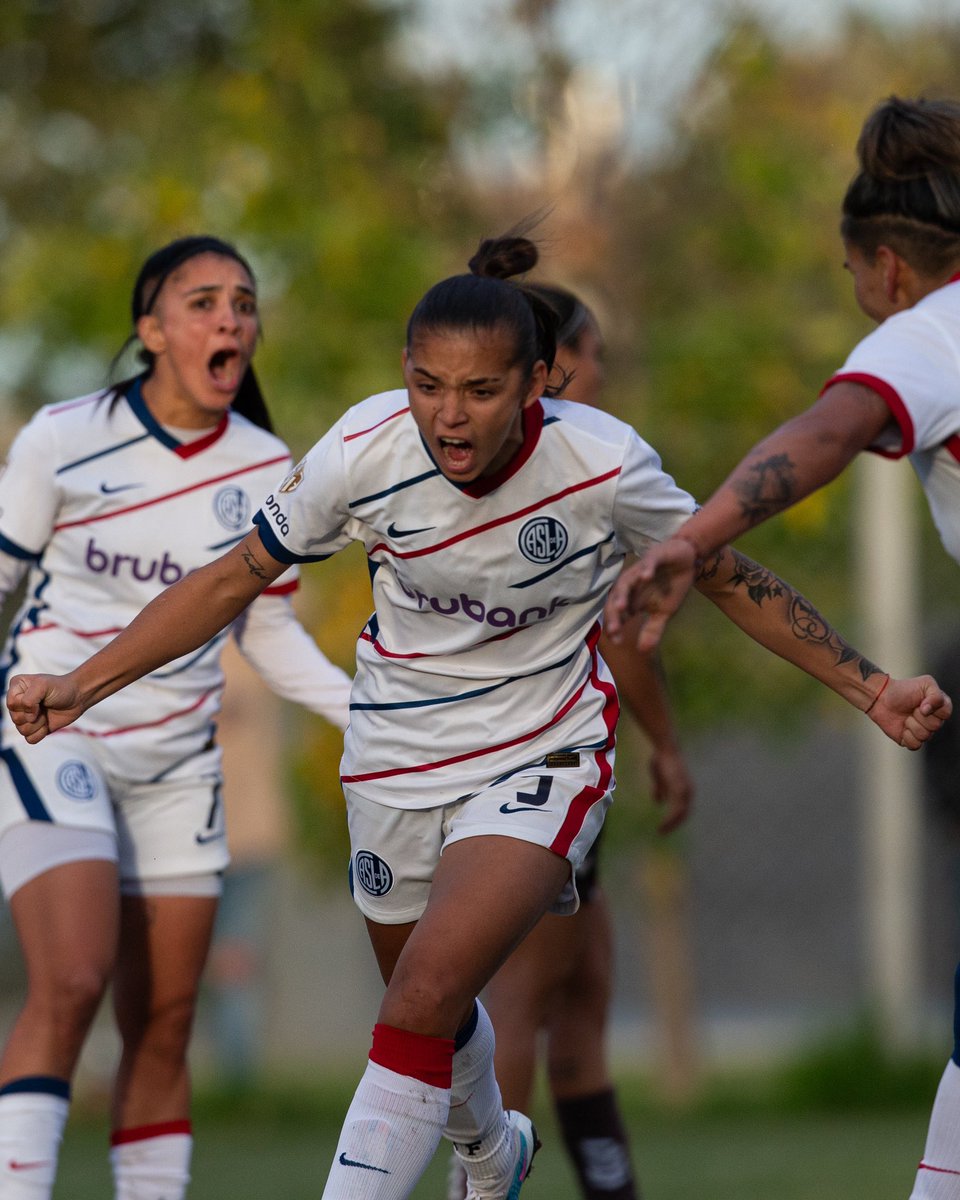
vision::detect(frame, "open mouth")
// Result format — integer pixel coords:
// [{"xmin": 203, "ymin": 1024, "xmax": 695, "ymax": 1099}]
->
[
  {"xmin": 207, "ymin": 348, "xmax": 244, "ymax": 393},
  {"xmin": 438, "ymin": 436, "xmax": 475, "ymax": 472}
]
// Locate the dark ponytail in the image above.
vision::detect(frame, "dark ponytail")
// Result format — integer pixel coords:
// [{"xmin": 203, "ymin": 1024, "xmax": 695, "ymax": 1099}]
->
[
  {"xmin": 407, "ymin": 231, "xmax": 565, "ymax": 391},
  {"xmin": 102, "ymin": 235, "xmax": 274, "ymax": 433},
  {"xmin": 842, "ymin": 95, "xmax": 960, "ymax": 275}
]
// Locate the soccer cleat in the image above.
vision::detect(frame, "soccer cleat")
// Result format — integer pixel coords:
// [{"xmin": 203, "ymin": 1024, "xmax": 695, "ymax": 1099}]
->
[{"xmin": 463, "ymin": 1110, "xmax": 540, "ymax": 1200}]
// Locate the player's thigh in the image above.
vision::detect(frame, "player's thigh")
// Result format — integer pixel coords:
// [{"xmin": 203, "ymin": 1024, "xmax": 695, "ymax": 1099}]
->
[
  {"xmin": 381, "ymin": 835, "xmax": 571, "ymax": 1036},
  {"xmin": 114, "ymin": 892, "xmax": 219, "ymax": 1034},
  {"xmin": 9, "ymin": 857, "xmax": 120, "ymax": 992}
]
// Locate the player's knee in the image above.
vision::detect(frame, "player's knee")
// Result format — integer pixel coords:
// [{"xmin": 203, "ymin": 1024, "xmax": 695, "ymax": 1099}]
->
[
  {"xmin": 380, "ymin": 966, "xmax": 471, "ymax": 1035},
  {"xmin": 29, "ymin": 959, "xmax": 110, "ymax": 1032}
]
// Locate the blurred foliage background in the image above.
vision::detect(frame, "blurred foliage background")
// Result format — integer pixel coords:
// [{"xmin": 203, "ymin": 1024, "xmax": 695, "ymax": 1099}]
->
[{"xmin": 1, "ymin": 0, "xmax": 958, "ymax": 875}]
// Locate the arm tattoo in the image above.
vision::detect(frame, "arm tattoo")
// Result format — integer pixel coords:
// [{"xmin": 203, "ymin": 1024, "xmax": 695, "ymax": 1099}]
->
[
  {"xmin": 241, "ymin": 547, "xmax": 271, "ymax": 580},
  {"xmin": 729, "ymin": 550, "xmax": 883, "ymax": 681},
  {"xmin": 734, "ymin": 453, "xmax": 797, "ymax": 523}
]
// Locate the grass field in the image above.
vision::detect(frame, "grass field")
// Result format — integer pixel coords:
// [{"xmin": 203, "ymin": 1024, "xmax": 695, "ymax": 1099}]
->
[{"xmin": 53, "ymin": 1073, "xmax": 935, "ymax": 1199}]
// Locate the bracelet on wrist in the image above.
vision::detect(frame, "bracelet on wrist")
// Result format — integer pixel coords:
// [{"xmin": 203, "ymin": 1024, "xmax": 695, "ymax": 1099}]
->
[{"xmin": 864, "ymin": 673, "xmax": 891, "ymax": 714}]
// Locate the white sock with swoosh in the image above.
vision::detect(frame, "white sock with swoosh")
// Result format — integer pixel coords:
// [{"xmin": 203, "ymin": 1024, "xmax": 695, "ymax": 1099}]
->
[
  {"xmin": 0, "ymin": 1091, "xmax": 69, "ymax": 1198},
  {"xmin": 323, "ymin": 1059, "xmax": 451, "ymax": 1198}
]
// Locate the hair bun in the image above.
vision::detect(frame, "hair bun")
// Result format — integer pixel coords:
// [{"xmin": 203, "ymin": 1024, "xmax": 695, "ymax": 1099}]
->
[{"xmin": 468, "ymin": 236, "xmax": 539, "ymax": 281}]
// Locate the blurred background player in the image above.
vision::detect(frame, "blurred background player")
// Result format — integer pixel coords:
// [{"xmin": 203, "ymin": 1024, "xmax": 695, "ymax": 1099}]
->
[
  {"xmin": 0, "ymin": 235, "xmax": 351, "ymax": 1200},
  {"xmin": 604, "ymin": 94, "xmax": 960, "ymax": 1200},
  {"xmin": 445, "ymin": 282, "xmax": 694, "ymax": 1200}
]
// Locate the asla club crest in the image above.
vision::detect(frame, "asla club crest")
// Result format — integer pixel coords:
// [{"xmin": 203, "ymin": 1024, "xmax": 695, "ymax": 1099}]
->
[{"xmin": 518, "ymin": 516, "xmax": 568, "ymax": 564}]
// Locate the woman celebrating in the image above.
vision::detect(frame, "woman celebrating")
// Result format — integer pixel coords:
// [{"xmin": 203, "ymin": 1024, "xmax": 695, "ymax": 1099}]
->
[
  {"xmin": 5, "ymin": 232, "xmax": 949, "ymax": 1200},
  {"xmin": 0, "ymin": 236, "xmax": 351, "ymax": 1200},
  {"xmin": 605, "ymin": 95, "xmax": 960, "ymax": 1199},
  {"xmin": 446, "ymin": 282, "xmax": 693, "ymax": 1200}
]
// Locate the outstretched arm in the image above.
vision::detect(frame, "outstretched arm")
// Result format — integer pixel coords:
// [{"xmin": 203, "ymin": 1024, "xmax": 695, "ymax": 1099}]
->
[
  {"xmin": 694, "ymin": 544, "xmax": 950, "ymax": 749},
  {"xmin": 605, "ymin": 381, "xmax": 894, "ymax": 648},
  {"xmin": 7, "ymin": 530, "xmax": 288, "ymax": 743}
]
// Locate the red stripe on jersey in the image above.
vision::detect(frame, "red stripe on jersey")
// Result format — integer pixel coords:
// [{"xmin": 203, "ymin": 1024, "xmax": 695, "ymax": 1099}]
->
[
  {"xmin": 550, "ymin": 626, "xmax": 619, "ymax": 857},
  {"xmin": 342, "ymin": 631, "xmax": 601, "ymax": 783},
  {"xmin": 53, "ymin": 455, "xmax": 290, "ymax": 531},
  {"xmin": 70, "ymin": 686, "xmax": 220, "ymax": 738},
  {"xmin": 20, "ymin": 622, "xmax": 124, "ymax": 639},
  {"xmin": 111, "ymin": 1120, "xmax": 192, "ymax": 1147},
  {"xmin": 945, "ymin": 434, "xmax": 960, "ymax": 463},
  {"xmin": 343, "ymin": 405, "xmax": 409, "ymax": 442},
  {"xmin": 359, "ymin": 620, "xmax": 526, "ymax": 660},
  {"xmin": 263, "ymin": 579, "xmax": 298, "ymax": 596},
  {"xmin": 49, "ymin": 394, "xmax": 101, "ymax": 415},
  {"xmin": 918, "ymin": 1163, "xmax": 960, "ymax": 1177},
  {"xmin": 369, "ymin": 1023, "xmax": 454, "ymax": 1089},
  {"xmin": 173, "ymin": 415, "xmax": 228, "ymax": 458},
  {"xmin": 369, "ymin": 467, "xmax": 622, "ymax": 560},
  {"xmin": 820, "ymin": 372, "xmax": 914, "ymax": 458}
]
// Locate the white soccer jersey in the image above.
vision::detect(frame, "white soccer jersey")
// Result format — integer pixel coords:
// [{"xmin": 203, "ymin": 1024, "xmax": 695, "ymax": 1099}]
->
[
  {"xmin": 254, "ymin": 390, "xmax": 696, "ymax": 808},
  {"xmin": 824, "ymin": 273, "xmax": 960, "ymax": 565},
  {"xmin": 0, "ymin": 379, "xmax": 302, "ymax": 782}
]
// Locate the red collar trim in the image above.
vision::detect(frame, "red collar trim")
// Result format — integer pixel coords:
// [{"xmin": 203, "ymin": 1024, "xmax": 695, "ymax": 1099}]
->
[
  {"xmin": 174, "ymin": 414, "xmax": 229, "ymax": 459},
  {"xmin": 461, "ymin": 401, "xmax": 544, "ymax": 498}
]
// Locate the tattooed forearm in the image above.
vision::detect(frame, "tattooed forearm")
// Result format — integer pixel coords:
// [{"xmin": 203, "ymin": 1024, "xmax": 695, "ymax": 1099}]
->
[
  {"xmin": 728, "ymin": 550, "xmax": 883, "ymax": 680},
  {"xmin": 733, "ymin": 453, "xmax": 797, "ymax": 523},
  {"xmin": 241, "ymin": 547, "xmax": 271, "ymax": 580}
]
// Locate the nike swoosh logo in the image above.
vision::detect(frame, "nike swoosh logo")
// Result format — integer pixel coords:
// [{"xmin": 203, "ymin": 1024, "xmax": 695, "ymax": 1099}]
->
[
  {"xmin": 100, "ymin": 482, "xmax": 142, "ymax": 494},
  {"xmin": 499, "ymin": 803, "xmax": 554, "ymax": 815},
  {"xmin": 9, "ymin": 1161, "xmax": 51, "ymax": 1171},
  {"xmin": 195, "ymin": 830, "xmax": 226, "ymax": 845},
  {"xmin": 338, "ymin": 1153, "xmax": 390, "ymax": 1174},
  {"xmin": 387, "ymin": 521, "xmax": 435, "ymax": 538}
]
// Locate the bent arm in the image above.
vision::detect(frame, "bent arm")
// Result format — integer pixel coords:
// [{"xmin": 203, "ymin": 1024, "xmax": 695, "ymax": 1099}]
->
[
  {"xmin": 605, "ymin": 382, "xmax": 894, "ymax": 646},
  {"xmin": 7, "ymin": 530, "xmax": 287, "ymax": 740},
  {"xmin": 676, "ymin": 382, "xmax": 893, "ymax": 559}
]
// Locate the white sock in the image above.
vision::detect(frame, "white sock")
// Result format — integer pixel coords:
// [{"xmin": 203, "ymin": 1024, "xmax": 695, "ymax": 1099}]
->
[
  {"xmin": 0, "ymin": 1085, "xmax": 70, "ymax": 1199},
  {"xmin": 323, "ymin": 1059, "xmax": 451, "ymax": 1198},
  {"xmin": 911, "ymin": 1060, "xmax": 960, "ymax": 1199},
  {"xmin": 110, "ymin": 1122, "xmax": 192, "ymax": 1200},
  {"xmin": 443, "ymin": 1003, "xmax": 515, "ymax": 1188}
]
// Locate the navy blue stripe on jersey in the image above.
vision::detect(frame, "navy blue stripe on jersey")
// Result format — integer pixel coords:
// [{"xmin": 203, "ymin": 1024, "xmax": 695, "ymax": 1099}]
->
[
  {"xmin": 510, "ymin": 533, "xmax": 616, "ymax": 589},
  {"xmin": 0, "ymin": 746, "xmax": 52, "ymax": 821},
  {"xmin": 57, "ymin": 432, "xmax": 152, "ymax": 474},
  {"xmin": 348, "ymin": 467, "xmax": 442, "ymax": 509},
  {"xmin": 151, "ymin": 631, "xmax": 227, "ymax": 679},
  {"xmin": 0, "ymin": 530, "xmax": 39, "ymax": 561},
  {"xmin": 207, "ymin": 532, "xmax": 248, "ymax": 552},
  {"xmin": 253, "ymin": 511, "xmax": 332, "ymax": 564},
  {"xmin": 348, "ymin": 648, "xmax": 579, "ymax": 711}
]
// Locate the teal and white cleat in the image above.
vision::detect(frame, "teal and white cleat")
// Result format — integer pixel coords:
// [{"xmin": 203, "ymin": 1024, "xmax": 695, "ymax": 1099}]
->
[{"xmin": 464, "ymin": 1111, "xmax": 540, "ymax": 1200}]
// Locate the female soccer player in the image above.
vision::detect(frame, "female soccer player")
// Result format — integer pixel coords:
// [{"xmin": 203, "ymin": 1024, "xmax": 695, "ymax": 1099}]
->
[
  {"xmin": 445, "ymin": 282, "xmax": 693, "ymax": 1200},
  {"xmin": 0, "ymin": 236, "xmax": 352, "ymax": 1200},
  {"xmin": 5, "ymin": 232, "xmax": 949, "ymax": 1200},
  {"xmin": 604, "ymin": 94, "xmax": 960, "ymax": 1200}
]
